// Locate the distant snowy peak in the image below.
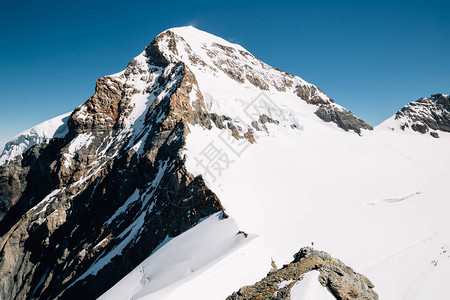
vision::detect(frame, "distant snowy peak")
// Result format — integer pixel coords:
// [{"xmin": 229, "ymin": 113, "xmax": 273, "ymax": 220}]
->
[
  {"xmin": 378, "ymin": 94, "xmax": 450, "ymax": 138},
  {"xmin": 0, "ymin": 112, "xmax": 70, "ymax": 165}
]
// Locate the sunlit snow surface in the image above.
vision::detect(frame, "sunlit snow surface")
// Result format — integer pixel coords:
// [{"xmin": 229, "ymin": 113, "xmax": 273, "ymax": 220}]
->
[
  {"xmin": 290, "ymin": 271, "xmax": 335, "ymax": 300},
  {"xmin": 99, "ymin": 213, "xmax": 252, "ymax": 300},
  {"xmin": 182, "ymin": 125, "xmax": 450, "ymax": 300}
]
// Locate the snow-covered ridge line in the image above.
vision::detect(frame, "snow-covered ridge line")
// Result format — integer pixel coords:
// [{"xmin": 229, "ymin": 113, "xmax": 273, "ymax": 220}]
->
[{"xmin": 0, "ymin": 112, "xmax": 71, "ymax": 165}]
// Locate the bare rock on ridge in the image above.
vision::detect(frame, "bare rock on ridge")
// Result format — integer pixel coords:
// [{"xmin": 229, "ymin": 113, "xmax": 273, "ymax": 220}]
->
[{"xmin": 227, "ymin": 246, "xmax": 378, "ymax": 300}]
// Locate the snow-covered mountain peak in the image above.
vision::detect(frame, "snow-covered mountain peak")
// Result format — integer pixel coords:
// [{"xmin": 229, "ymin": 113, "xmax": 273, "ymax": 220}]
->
[
  {"xmin": 145, "ymin": 26, "xmax": 371, "ymax": 135},
  {"xmin": 152, "ymin": 26, "xmax": 326, "ymax": 97},
  {"xmin": 165, "ymin": 25, "xmax": 246, "ymax": 52}
]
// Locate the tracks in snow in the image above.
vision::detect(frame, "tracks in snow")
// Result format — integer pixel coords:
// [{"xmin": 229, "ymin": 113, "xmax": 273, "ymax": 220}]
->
[
  {"xmin": 367, "ymin": 191, "xmax": 421, "ymax": 206},
  {"xmin": 402, "ymin": 244, "xmax": 450, "ymax": 300}
]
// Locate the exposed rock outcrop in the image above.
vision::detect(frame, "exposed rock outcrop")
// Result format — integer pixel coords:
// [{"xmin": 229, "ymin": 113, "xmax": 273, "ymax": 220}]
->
[
  {"xmin": 227, "ymin": 246, "xmax": 378, "ymax": 300},
  {"xmin": 295, "ymin": 83, "xmax": 333, "ymax": 105},
  {"xmin": 315, "ymin": 105, "xmax": 373, "ymax": 134},
  {"xmin": 392, "ymin": 94, "xmax": 450, "ymax": 136}
]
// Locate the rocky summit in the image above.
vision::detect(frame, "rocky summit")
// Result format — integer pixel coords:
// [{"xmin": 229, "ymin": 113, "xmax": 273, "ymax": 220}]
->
[{"xmin": 0, "ymin": 26, "xmax": 449, "ymax": 300}]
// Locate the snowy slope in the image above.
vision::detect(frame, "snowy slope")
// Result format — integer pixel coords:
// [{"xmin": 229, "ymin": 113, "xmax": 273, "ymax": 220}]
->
[
  {"xmin": 180, "ymin": 113, "xmax": 450, "ymax": 300},
  {"xmin": 0, "ymin": 112, "xmax": 71, "ymax": 165},
  {"xmin": 102, "ymin": 27, "xmax": 450, "ymax": 300},
  {"xmin": 290, "ymin": 271, "xmax": 335, "ymax": 300},
  {"xmin": 99, "ymin": 213, "xmax": 252, "ymax": 300}
]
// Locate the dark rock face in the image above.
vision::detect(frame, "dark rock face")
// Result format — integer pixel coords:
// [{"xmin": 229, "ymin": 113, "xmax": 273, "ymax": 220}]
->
[
  {"xmin": 394, "ymin": 94, "xmax": 450, "ymax": 135},
  {"xmin": 0, "ymin": 158, "xmax": 26, "ymax": 221},
  {"xmin": 315, "ymin": 105, "xmax": 373, "ymax": 134},
  {"xmin": 227, "ymin": 246, "xmax": 378, "ymax": 300},
  {"xmin": 430, "ymin": 131, "xmax": 440, "ymax": 138}
]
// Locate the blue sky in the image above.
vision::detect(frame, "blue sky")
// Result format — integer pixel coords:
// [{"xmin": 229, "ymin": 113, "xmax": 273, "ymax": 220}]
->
[{"xmin": 1, "ymin": 0, "xmax": 449, "ymax": 151}]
